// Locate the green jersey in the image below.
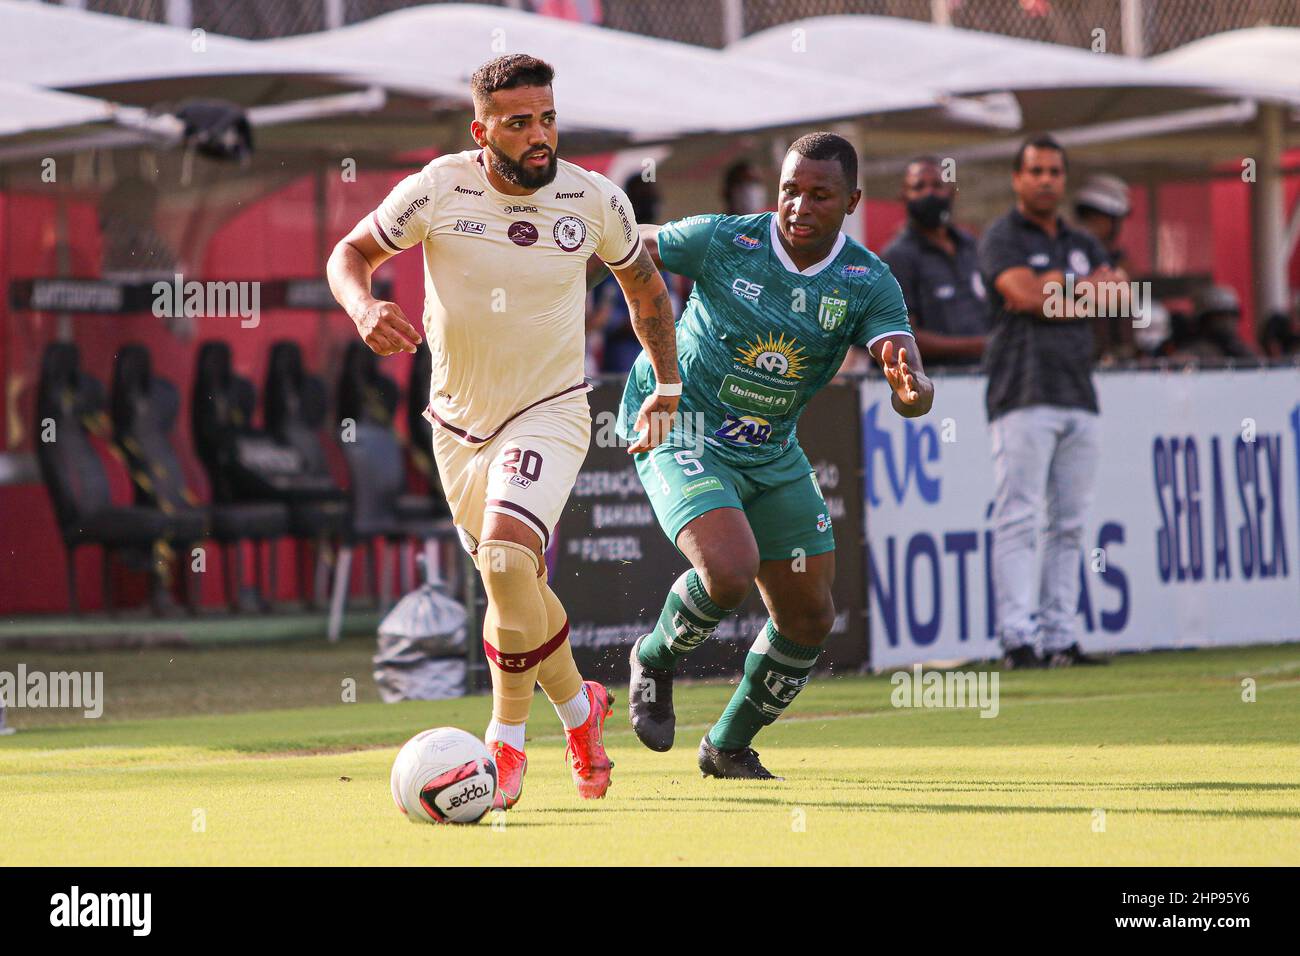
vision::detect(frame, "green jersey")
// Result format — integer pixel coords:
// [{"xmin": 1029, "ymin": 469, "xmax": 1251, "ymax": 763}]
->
[{"xmin": 620, "ymin": 211, "xmax": 912, "ymax": 465}]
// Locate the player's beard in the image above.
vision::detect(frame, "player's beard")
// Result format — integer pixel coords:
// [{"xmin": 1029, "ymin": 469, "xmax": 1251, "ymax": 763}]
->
[{"xmin": 485, "ymin": 138, "xmax": 558, "ymax": 190}]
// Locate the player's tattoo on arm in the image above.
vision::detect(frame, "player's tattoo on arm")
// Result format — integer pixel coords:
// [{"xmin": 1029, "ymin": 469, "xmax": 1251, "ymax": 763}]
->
[
  {"xmin": 629, "ymin": 245, "xmax": 657, "ymax": 285},
  {"xmin": 629, "ymin": 290, "xmax": 677, "ymax": 374},
  {"xmin": 613, "ymin": 248, "xmax": 679, "ymax": 384}
]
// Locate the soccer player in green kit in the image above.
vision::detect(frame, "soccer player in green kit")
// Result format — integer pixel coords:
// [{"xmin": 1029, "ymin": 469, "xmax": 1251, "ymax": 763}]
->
[{"xmin": 619, "ymin": 132, "xmax": 935, "ymax": 778}]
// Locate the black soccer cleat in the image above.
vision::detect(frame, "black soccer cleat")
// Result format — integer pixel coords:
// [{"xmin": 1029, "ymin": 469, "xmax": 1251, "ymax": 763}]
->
[
  {"xmin": 698, "ymin": 734, "xmax": 783, "ymax": 781},
  {"xmin": 1000, "ymin": 645, "xmax": 1044, "ymax": 670},
  {"xmin": 1045, "ymin": 643, "xmax": 1108, "ymax": 668},
  {"xmin": 628, "ymin": 635, "xmax": 676, "ymax": 752}
]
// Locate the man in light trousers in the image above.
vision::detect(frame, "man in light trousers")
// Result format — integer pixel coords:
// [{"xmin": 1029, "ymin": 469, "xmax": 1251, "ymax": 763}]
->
[{"xmin": 979, "ymin": 135, "xmax": 1121, "ymax": 668}]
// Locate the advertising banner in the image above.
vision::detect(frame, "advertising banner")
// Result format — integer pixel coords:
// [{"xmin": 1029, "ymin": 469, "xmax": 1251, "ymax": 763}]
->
[{"xmin": 864, "ymin": 368, "xmax": 1300, "ymax": 669}]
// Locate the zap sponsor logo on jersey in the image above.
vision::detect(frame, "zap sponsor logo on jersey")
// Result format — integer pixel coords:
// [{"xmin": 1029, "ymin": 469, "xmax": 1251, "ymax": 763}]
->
[
  {"xmin": 715, "ymin": 413, "xmax": 773, "ymax": 447},
  {"xmin": 732, "ymin": 233, "xmax": 762, "ymax": 250}
]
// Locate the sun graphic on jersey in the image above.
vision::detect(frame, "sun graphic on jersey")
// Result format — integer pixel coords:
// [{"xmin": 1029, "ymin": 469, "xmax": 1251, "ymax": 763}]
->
[{"xmin": 735, "ymin": 332, "xmax": 807, "ymax": 380}]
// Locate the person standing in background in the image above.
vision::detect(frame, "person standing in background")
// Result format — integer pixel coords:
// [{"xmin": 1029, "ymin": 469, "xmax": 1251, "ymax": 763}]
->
[
  {"xmin": 1074, "ymin": 173, "xmax": 1136, "ymax": 362},
  {"xmin": 980, "ymin": 136, "xmax": 1121, "ymax": 669},
  {"xmin": 722, "ymin": 160, "xmax": 768, "ymax": 215},
  {"xmin": 881, "ymin": 156, "xmax": 991, "ymax": 367}
]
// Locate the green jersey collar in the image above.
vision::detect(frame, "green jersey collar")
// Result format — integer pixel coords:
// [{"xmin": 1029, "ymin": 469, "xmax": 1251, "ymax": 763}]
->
[{"xmin": 768, "ymin": 214, "xmax": 847, "ymax": 278}]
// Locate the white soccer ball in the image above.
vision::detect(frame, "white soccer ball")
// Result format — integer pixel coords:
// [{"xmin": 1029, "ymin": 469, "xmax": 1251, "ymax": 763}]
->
[{"xmin": 390, "ymin": 727, "xmax": 498, "ymax": 825}]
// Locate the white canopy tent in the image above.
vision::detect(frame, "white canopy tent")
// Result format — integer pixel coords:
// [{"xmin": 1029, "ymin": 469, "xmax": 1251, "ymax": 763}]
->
[
  {"xmin": 261, "ymin": 3, "xmax": 1015, "ymax": 152},
  {"xmin": 0, "ymin": 82, "xmax": 117, "ymax": 138},
  {"xmin": 0, "ymin": 0, "xmax": 1021, "ymax": 162},
  {"xmin": 0, "ymin": 80, "xmax": 184, "ymax": 162},
  {"xmin": 1152, "ymin": 26, "xmax": 1300, "ymax": 104},
  {"xmin": 0, "ymin": 0, "xmax": 372, "ymax": 108},
  {"xmin": 728, "ymin": 15, "xmax": 1268, "ymax": 135}
]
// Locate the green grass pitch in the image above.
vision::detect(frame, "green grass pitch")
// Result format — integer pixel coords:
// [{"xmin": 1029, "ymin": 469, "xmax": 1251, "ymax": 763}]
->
[{"xmin": 1, "ymin": 641, "xmax": 1298, "ymax": 865}]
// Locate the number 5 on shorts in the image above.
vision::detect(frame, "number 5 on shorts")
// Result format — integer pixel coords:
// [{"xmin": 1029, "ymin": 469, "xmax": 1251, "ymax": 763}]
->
[{"xmin": 674, "ymin": 449, "xmax": 703, "ymax": 476}]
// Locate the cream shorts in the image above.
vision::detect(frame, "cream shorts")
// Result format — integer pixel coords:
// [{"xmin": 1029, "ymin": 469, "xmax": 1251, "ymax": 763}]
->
[{"xmin": 429, "ymin": 392, "xmax": 591, "ymax": 555}]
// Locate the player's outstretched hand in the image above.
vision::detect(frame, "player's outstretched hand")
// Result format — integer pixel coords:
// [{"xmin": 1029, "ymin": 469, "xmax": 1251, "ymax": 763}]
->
[
  {"xmin": 881, "ymin": 339, "xmax": 919, "ymax": 403},
  {"xmin": 628, "ymin": 393, "xmax": 679, "ymax": 455},
  {"xmin": 354, "ymin": 300, "xmax": 422, "ymax": 356}
]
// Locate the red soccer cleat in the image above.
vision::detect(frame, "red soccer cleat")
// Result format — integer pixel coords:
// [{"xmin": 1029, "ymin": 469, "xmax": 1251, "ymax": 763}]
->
[
  {"xmin": 489, "ymin": 740, "xmax": 527, "ymax": 810},
  {"xmin": 564, "ymin": 681, "xmax": 615, "ymax": 799}
]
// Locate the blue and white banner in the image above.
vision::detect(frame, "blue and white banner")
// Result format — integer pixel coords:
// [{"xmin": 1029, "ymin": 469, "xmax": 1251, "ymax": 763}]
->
[{"xmin": 863, "ymin": 368, "xmax": 1300, "ymax": 669}]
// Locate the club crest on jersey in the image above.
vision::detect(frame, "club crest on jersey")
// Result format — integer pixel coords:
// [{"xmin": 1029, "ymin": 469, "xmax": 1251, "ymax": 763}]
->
[
  {"xmin": 735, "ymin": 332, "xmax": 806, "ymax": 380},
  {"xmin": 733, "ymin": 233, "xmax": 761, "ymax": 250},
  {"xmin": 841, "ymin": 263, "xmax": 868, "ymax": 278},
  {"xmin": 715, "ymin": 413, "xmax": 772, "ymax": 447},
  {"xmin": 818, "ymin": 295, "xmax": 848, "ymax": 331},
  {"xmin": 553, "ymin": 216, "xmax": 587, "ymax": 252}
]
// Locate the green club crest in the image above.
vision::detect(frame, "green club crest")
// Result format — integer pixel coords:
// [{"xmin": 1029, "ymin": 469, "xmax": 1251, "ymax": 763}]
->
[{"xmin": 818, "ymin": 295, "xmax": 848, "ymax": 331}]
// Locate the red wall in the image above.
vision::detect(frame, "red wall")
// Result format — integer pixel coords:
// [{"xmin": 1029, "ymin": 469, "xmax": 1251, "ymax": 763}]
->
[
  {"xmin": 0, "ymin": 169, "xmax": 427, "ymax": 614},
  {"xmin": 1, "ymin": 151, "xmax": 1297, "ymax": 614}
]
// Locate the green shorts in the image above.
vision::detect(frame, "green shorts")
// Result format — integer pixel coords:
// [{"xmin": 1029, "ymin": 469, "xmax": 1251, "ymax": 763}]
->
[{"xmin": 633, "ymin": 439, "xmax": 835, "ymax": 562}]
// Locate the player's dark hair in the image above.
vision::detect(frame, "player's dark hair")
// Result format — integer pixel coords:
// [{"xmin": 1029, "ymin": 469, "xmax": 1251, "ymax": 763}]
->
[
  {"xmin": 788, "ymin": 132, "xmax": 858, "ymax": 190},
  {"xmin": 1013, "ymin": 135, "xmax": 1068, "ymax": 172},
  {"xmin": 470, "ymin": 54, "xmax": 555, "ymax": 112}
]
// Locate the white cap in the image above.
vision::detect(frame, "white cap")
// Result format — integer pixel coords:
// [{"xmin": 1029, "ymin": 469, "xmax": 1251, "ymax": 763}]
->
[{"xmin": 1075, "ymin": 174, "xmax": 1131, "ymax": 218}]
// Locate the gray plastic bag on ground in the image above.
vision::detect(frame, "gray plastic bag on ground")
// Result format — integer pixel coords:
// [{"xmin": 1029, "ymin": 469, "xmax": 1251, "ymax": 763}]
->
[{"xmin": 372, "ymin": 583, "xmax": 469, "ymax": 703}]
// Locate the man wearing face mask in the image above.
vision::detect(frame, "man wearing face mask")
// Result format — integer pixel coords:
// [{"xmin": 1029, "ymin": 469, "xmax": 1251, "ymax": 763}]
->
[{"xmin": 881, "ymin": 156, "xmax": 991, "ymax": 367}]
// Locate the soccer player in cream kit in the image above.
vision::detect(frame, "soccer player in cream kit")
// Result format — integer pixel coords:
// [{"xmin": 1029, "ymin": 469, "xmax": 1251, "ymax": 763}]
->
[{"xmin": 327, "ymin": 55, "xmax": 680, "ymax": 809}]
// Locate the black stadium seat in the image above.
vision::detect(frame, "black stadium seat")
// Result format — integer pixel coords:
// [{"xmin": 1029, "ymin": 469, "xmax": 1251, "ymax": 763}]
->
[
  {"xmin": 36, "ymin": 343, "xmax": 193, "ymax": 613},
  {"xmin": 112, "ymin": 344, "xmax": 289, "ymax": 611},
  {"xmin": 193, "ymin": 340, "xmax": 345, "ymax": 606},
  {"xmin": 328, "ymin": 342, "xmax": 452, "ymax": 638}
]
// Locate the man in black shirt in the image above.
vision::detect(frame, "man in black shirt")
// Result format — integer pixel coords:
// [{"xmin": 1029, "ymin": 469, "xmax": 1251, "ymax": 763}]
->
[
  {"xmin": 980, "ymin": 136, "xmax": 1121, "ymax": 669},
  {"xmin": 882, "ymin": 156, "xmax": 991, "ymax": 366}
]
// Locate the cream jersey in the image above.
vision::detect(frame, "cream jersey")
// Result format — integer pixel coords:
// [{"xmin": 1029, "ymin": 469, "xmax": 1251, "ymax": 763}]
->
[{"xmin": 367, "ymin": 149, "xmax": 643, "ymax": 444}]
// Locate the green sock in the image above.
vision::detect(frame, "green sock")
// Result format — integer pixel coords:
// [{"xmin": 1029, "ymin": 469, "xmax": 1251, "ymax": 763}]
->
[
  {"xmin": 637, "ymin": 569, "xmax": 736, "ymax": 671},
  {"xmin": 709, "ymin": 621, "xmax": 820, "ymax": 751}
]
